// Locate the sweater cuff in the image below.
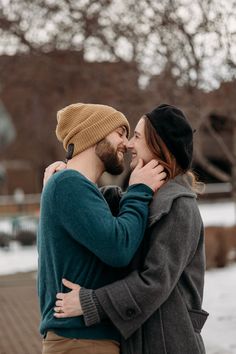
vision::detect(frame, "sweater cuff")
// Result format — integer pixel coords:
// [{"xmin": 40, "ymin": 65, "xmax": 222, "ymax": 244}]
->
[{"xmin": 80, "ymin": 288, "xmax": 105, "ymax": 326}]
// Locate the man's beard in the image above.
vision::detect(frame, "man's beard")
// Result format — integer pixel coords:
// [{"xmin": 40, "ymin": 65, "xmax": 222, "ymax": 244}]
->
[{"xmin": 95, "ymin": 138, "xmax": 125, "ymax": 175}]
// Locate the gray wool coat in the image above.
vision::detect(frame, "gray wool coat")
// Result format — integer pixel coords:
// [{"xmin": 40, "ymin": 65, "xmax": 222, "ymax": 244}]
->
[{"xmin": 82, "ymin": 175, "xmax": 209, "ymax": 354}]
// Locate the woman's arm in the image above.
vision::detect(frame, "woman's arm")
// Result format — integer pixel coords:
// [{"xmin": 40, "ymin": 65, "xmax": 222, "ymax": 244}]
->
[{"xmin": 92, "ymin": 197, "xmax": 203, "ymax": 338}]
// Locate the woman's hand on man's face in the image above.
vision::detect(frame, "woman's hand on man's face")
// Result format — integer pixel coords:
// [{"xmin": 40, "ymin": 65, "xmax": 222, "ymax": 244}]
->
[
  {"xmin": 43, "ymin": 161, "xmax": 66, "ymax": 186},
  {"xmin": 54, "ymin": 278, "xmax": 83, "ymax": 318}
]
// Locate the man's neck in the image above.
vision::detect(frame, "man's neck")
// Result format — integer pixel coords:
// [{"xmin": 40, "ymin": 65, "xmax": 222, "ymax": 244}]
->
[{"xmin": 66, "ymin": 147, "xmax": 104, "ymax": 183}]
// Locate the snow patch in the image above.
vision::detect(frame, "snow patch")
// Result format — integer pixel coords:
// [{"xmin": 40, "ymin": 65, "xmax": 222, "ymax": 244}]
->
[{"xmin": 0, "ymin": 242, "xmax": 37, "ymax": 275}]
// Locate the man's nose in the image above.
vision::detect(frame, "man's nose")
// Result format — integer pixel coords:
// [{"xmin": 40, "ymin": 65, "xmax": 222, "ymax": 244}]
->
[
  {"xmin": 123, "ymin": 136, "xmax": 129, "ymax": 146},
  {"xmin": 127, "ymin": 138, "xmax": 134, "ymax": 149}
]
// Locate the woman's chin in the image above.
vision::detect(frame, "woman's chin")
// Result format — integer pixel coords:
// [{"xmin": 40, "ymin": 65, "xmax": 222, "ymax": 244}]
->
[{"xmin": 130, "ymin": 159, "xmax": 138, "ymax": 170}]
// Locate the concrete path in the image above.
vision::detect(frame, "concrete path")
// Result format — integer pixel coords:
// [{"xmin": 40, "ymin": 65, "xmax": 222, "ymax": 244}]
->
[{"xmin": 0, "ymin": 272, "xmax": 41, "ymax": 354}]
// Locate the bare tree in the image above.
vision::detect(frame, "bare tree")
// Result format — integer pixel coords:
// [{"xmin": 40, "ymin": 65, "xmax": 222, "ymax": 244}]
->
[
  {"xmin": 0, "ymin": 0, "xmax": 235, "ymax": 87},
  {"xmin": 0, "ymin": 0, "xmax": 236, "ymax": 184}
]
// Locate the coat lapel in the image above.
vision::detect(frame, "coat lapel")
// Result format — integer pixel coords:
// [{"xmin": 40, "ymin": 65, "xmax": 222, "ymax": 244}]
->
[{"xmin": 148, "ymin": 175, "xmax": 196, "ymax": 227}]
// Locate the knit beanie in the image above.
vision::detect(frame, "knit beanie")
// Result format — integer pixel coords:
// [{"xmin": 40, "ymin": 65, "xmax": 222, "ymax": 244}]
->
[
  {"xmin": 56, "ymin": 103, "xmax": 130, "ymax": 157},
  {"xmin": 146, "ymin": 104, "xmax": 193, "ymax": 171}
]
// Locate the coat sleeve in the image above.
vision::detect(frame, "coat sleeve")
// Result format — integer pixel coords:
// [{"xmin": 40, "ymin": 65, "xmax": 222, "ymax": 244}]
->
[{"xmin": 95, "ymin": 196, "xmax": 203, "ymax": 338}]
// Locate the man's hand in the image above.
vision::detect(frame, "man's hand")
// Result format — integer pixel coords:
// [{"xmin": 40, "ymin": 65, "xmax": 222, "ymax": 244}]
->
[
  {"xmin": 43, "ymin": 161, "xmax": 66, "ymax": 186},
  {"xmin": 54, "ymin": 278, "xmax": 83, "ymax": 318},
  {"xmin": 129, "ymin": 159, "xmax": 166, "ymax": 192}
]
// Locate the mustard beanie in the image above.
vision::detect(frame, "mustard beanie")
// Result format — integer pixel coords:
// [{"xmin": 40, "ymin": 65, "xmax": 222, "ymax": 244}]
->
[{"xmin": 56, "ymin": 103, "xmax": 130, "ymax": 157}]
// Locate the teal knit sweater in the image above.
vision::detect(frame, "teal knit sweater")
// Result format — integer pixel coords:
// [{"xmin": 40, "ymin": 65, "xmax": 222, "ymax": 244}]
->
[{"xmin": 37, "ymin": 169, "xmax": 153, "ymax": 341}]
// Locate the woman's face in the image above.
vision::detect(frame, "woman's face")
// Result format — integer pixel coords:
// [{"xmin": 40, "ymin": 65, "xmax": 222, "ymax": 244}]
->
[{"xmin": 128, "ymin": 117, "xmax": 156, "ymax": 169}]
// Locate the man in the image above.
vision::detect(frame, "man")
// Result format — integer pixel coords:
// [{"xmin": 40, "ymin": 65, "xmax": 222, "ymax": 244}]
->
[{"xmin": 38, "ymin": 103, "xmax": 166, "ymax": 354}]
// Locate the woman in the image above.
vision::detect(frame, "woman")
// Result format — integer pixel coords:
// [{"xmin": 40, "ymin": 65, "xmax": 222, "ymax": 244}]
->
[{"xmin": 48, "ymin": 104, "xmax": 208, "ymax": 354}]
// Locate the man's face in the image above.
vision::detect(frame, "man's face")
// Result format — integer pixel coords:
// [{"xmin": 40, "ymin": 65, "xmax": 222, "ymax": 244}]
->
[
  {"xmin": 95, "ymin": 126, "xmax": 128, "ymax": 175},
  {"xmin": 128, "ymin": 118, "xmax": 155, "ymax": 170}
]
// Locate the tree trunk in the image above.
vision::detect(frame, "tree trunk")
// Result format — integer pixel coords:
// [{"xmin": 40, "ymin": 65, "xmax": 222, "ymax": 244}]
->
[{"xmin": 232, "ymin": 123, "xmax": 236, "ymax": 224}]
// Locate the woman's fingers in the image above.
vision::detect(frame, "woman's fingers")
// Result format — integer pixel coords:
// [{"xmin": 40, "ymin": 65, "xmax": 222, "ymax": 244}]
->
[
  {"xmin": 43, "ymin": 161, "xmax": 66, "ymax": 186},
  {"xmin": 55, "ymin": 300, "xmax": 63, "ymax": 307},
  {"xmin": 54, "ymin": 307, "xmax": 67, "ymax": 318},
  {"xmin": 62, "ymin": 278, "xmax": 80, "ymax": 290}
]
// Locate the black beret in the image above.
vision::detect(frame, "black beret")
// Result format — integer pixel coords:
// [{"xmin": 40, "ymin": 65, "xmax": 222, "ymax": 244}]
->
[{"xmin": 146, "ymin": 104, "xmax": 193, "ymax": 170}]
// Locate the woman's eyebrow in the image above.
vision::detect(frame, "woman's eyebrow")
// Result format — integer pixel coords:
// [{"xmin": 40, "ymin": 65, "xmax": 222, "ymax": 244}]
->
[{"xmin": 134, "ymin": 130, "xmax": 141, "ymax": 137}]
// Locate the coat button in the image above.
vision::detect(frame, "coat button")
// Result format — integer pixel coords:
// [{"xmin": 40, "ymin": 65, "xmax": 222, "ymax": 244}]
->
[{"xmin": 126, "ymin": 308, "xmax": 135, "ymax": 317}]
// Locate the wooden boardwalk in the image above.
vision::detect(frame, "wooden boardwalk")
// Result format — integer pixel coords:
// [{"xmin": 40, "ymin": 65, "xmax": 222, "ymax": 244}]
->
[{"xmin": 0, "ymin": 272, "xmax": 41, "ymax": 354}]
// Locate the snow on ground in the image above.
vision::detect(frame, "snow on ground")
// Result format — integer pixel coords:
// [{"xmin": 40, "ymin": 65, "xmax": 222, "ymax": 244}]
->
[
  {"xmin": 199, "ymin": 201, "xmax": 236, "ymax": 226},
  {"xmin": 0, "ymin": 201, "xmax": 236, "ymax": 352},
  {"xmin": 0, "ymin": 242, "xmax": 37, "ymax": 275},
  {"xmin": 202, "ymin": 264, "xmax": 236, "ymax": 354}
]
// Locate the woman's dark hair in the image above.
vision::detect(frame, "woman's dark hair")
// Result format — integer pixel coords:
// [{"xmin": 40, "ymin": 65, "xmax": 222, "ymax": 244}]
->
[{"xmin": 143, "ymin": 116, "xmax": 203, "ymax": 192}]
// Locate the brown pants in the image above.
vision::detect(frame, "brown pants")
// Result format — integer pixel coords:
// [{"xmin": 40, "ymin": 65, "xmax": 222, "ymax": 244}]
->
[{"xmin": 42, "ymin": 331, "xmax": 120, "ymax": 354}]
